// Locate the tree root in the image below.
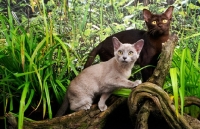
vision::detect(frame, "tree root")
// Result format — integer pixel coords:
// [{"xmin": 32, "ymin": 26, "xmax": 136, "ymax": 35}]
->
[
  {"xmin": 184, "ymin": 96, "xmax": 200, "ymax": 107},
  {"xmin": 134, "ymin": 100, "xmax": 151, "ymax": 129},
  {"xmin": 7, "ymin": 96, "xmax": 126, "ymax": 129},
  {"xmin": 128, "ymin": 82, "xmax": 194, "ymax": 129}
]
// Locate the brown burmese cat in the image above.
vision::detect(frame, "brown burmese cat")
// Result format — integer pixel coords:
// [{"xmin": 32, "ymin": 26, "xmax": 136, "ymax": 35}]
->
[
  {"xmin": 55, "ymin": 37, "xmax": 144, "ymax": 116},
  {"xmin": 84, "ymin": 6, "xmax": 174, "ymax": 82}
]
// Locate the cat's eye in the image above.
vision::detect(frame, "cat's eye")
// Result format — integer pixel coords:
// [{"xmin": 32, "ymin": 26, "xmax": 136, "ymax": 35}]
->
[
  {"xmin": 152, "ymin": 21, "xmax": 157, "ymax": 25},
  {"xmin": 128, "ymin": 51, "xmax": 133, "ymax": 55},
  {"xmin": 118, "ymin": 50, "xmax": 123, "ymax": 55},
  {"xmin": 162, "ymin": 19, "xmax": 168, "ymax": 23}
]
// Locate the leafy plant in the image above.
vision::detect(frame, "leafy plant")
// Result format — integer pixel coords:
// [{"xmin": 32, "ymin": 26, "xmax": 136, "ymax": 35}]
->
[
  {"xmin": 166, "ymin": 38, "xmax": 200, "ymax": 117},
  {"xmin": 163, "ymin": 0, "xmax": 200, "ymax": 118},
  {"xmin": 0, "ymin": 0, "xmax": 78, "ymax": 128}
]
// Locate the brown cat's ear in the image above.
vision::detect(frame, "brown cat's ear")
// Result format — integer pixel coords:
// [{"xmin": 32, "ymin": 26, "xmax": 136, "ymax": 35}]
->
[
  {"xmin": 112, "ymin": 37, "xmax": 121, "ymax": 50},
  {"xmin": 164, "ymin": 6, "xmax": 174, "ymax": 20},
  {"xmin": 143, "ymin": 9, "xmax": 152, "ymax": 22},
  {"xmin": 133, "ymin": 39, "xmax": 144, "ymax": 54}
]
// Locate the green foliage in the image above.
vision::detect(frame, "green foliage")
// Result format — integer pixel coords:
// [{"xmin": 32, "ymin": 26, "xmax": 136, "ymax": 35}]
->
[
  {"xmin": 1, "ymin": 0, "xmax": 200, "ymax": 128},
  {"xmin": 162, "ymin": 0, "xmax": 200, "ymax": 118},
  {"xmin": 169, "ymin": 68, "xmax": 179, "ymax": 116},
  {"xmin": 167, "ymin": 42, "xmax": 200, "ymax": 117},
  {"xmin": 0, "ymin": 1, "xmax": 78, "ymax": 128},
  {"xmin": 164, "ymin": 24, "xmax": 200, "ymax": 117}
]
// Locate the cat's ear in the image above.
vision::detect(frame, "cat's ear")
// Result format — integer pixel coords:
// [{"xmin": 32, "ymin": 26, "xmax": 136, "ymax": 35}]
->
[
  {"xmin": 143, "ymin": 9, "xmax": 152, "ymax": 22},
  {"xmin": 133, "ymin": 39, "xmax": 144, "ymax": 54},
  {"xmin": 164, "ymin": 6, "xmax": 174, "ymax": 20},
  {"xmin": 112, "ymin": 37, "xmax": 122, "ymax": 50}
]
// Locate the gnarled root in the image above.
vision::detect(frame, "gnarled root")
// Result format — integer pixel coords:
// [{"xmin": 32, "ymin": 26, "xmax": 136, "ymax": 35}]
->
[{"xmin": 128, "ymin": 82, "xmax": 197, "ymax": 129}]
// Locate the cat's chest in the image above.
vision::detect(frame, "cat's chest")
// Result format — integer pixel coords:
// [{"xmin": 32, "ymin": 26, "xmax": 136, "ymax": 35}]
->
[
  {"xmin": 115, "ymin": 68, "xmax": 131, "ymax": 79},
  {"xmin": 123, "ymin": 70, "xmax": 131, "ymax": 78},
  {"xmin": 148, "ymin": 36, "xmax": 168, "ymax": 53}
]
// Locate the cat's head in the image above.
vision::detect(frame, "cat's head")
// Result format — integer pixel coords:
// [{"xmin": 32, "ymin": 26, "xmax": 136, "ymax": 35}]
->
[
  {"xmin": 143, "ymin": 6, "xmax": 174, "ymax": 36},
  {"xmin": 112, "ymin": 37, "xmax": 144, "ymax": 64}
]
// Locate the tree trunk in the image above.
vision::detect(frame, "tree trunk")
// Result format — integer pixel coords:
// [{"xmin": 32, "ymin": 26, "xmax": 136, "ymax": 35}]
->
[{"xmin": 6, "ymin": 34, "xmax": 200, "ymax": 129}]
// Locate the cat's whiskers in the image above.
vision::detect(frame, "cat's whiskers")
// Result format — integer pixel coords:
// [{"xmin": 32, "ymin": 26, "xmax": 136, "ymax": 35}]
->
[{"xmin": 149, "ymin": 28, "xmax": 157, "ymax": 36}]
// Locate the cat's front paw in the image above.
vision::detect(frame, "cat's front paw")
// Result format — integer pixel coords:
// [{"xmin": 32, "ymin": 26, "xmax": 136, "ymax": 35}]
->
[
  {"xmin": 133, "ymin": 80, "xmax": 142, "ymax": 86},
  {"xmin": 84, "ymin": 103, "xmax": 92, "ymax": 110},
  {"xmin": 77, "ymin": 103, "xmax": 92, "ymax": 111},
  {"xmin": 98, "ymin": 103, "xmax": 107, "ymax": 111}
]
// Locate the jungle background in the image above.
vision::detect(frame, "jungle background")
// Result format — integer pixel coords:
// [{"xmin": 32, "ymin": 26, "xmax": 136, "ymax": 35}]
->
[{"xmin": 0, "ymin": 0, "xmax": 200, "ymax": 128}]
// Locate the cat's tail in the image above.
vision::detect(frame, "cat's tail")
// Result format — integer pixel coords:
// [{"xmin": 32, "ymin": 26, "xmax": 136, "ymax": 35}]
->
[
  {"xmin": 55, "ymin": 93, "xmax": 69, "ymax": 117},
  {"xmin": 84, "ymin": 44, "xmax": 101, "ymax": 68}
]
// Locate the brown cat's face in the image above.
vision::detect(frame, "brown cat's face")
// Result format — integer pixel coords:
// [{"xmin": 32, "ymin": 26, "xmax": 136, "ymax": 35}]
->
[{"xmin": 143, "ymin": 6, "xmax": 174, "ymax": 36}]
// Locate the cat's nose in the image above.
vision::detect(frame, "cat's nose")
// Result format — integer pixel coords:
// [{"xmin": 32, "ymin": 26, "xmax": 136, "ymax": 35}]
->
[
  {"xmin": 123, "ymin": 57, "xmax": 127, "ymax": 60},
  {"xmin": 158, "ymin": 24, "xmax": 162, "ymax": 27}
]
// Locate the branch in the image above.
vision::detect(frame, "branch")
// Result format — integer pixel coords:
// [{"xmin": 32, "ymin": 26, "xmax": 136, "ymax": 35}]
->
[{"xmin": 13, "ymin": 96, "xmax": 127, "ymax": 129}]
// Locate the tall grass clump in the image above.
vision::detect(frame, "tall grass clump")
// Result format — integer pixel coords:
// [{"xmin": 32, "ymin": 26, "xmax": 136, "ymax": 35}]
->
[
  {"xmin": 164, "ymin": 1, "xmax": 200, "ymax": 117},
  {"xmin": 168, "ymin": 39, "xmax": 200, "ymax": 117},
  {"xmin": 0, "ymin": 0, "xmax": 79, "ymax": 128},
  {"xmin": 0, "ymin": 1, "xmax": 156, "ymax": 128}
]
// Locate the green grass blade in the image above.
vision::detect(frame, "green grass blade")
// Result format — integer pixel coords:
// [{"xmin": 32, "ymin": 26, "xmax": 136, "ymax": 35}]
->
[
  {"xmin": 53, "ymin": 35, "xmax": 71, "ymax": 72},
  {"xmin": 179, "ymin": 49, "xmax": 186, "ymax": 115},
  {"xmin": 56, "ymin": 79, "xmax": 67, "ymax": 92},
  {"xmin": 132, "ymin": 65, "xmax": 155, "ymax": 75},
  {"xmin": 79, "ymin": 3, "xmax": 90, "ymax": 32},
  {"xmin": 113, "ymin": 88, "xmax": 132, "ymax": 97},
  {"xmin": 100, "ymin": 0, "xmax": 104, "ymax": 40},
  {"xmin": 18, "ymin": 82, "xmax": 30, "ymax": 129},
  {"xmin": 42, "ymin": 96, "xmax": 46, "ymax": 119},
  {"xmin": 24, "ymin": 89, "xmax": 35, "ymax": 111},
  {"xmin": 183, "ymin": 33, "xmax": 200, "ymax": 40},
  {"xmin": 195, "ymin": 42, "xmax": 200, "ymax": 67},
  {"xmin": 51, "ymin": 79, "xmax": 62, "ymax": 103},
  {"xmin": 170, "ymin": 68, "xmax": 179, "ymax": 116},
  {"xmin": 43, "ymin": 73, "xmax": 52, "ymax": 119},
  {"xmin": 30, "ymin": 38, "xmax": 46, "ymax": 67}
]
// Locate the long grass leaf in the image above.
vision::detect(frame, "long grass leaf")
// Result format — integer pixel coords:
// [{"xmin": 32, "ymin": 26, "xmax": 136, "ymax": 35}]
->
[
  {"xmin": 170, "ymin": 68, "xmax": 179, "ymax": 116},
  {"xmin": 18, "ymin": 82, "xmax": 30, "ymax": 129},
  {"xmin": 42, "ymin": 96, "xmax": 46, "ymax": 119},
  {"xmin": 132, "ymin": 65, "xmax": 155, "ymax": 75},
  {"xmin": 43, "ymin": 73, "xmax": 52, "ymax": 119},
  {"xmin": 20, "ymin": 34, "xmax": 25, "ymax": 71},
  {"xmin": 79, "ymin": 3, "xmax": 89, "ymax": 32},
  {"xmin": 195, "ymin": 42, "xmax": 200, "ymax": 67},
  {"xmin": 30, "ymin": 38, "xmax": 46, "ymax": 67},
  {"xmin": 24, "ymin": 89, "xmax": 35, "ymax": 111},
  {"xmin": 53, "ymin": 35, "xmax": 70, "ymax": 72},
  {"xmin": 56, "ymin": 79, "xmax": 67, "ymax": 92},
  {"xmin": 8, "ymin": 86, "xmax": 13, "ymax": 111},
  {"xmin": 51, "ymin": 80, "xmax": 62, "ymax": 103},
  {"xmin": 183, "ymin": 33, "xmax": 200, "ymax": 40},
  {"xmin": 180, "ymin": 49, "xmax": 186, "ymax": 115},
  {"xmin": 113, "ymin": 88, "xmax": 131, "ymax": 97}
]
